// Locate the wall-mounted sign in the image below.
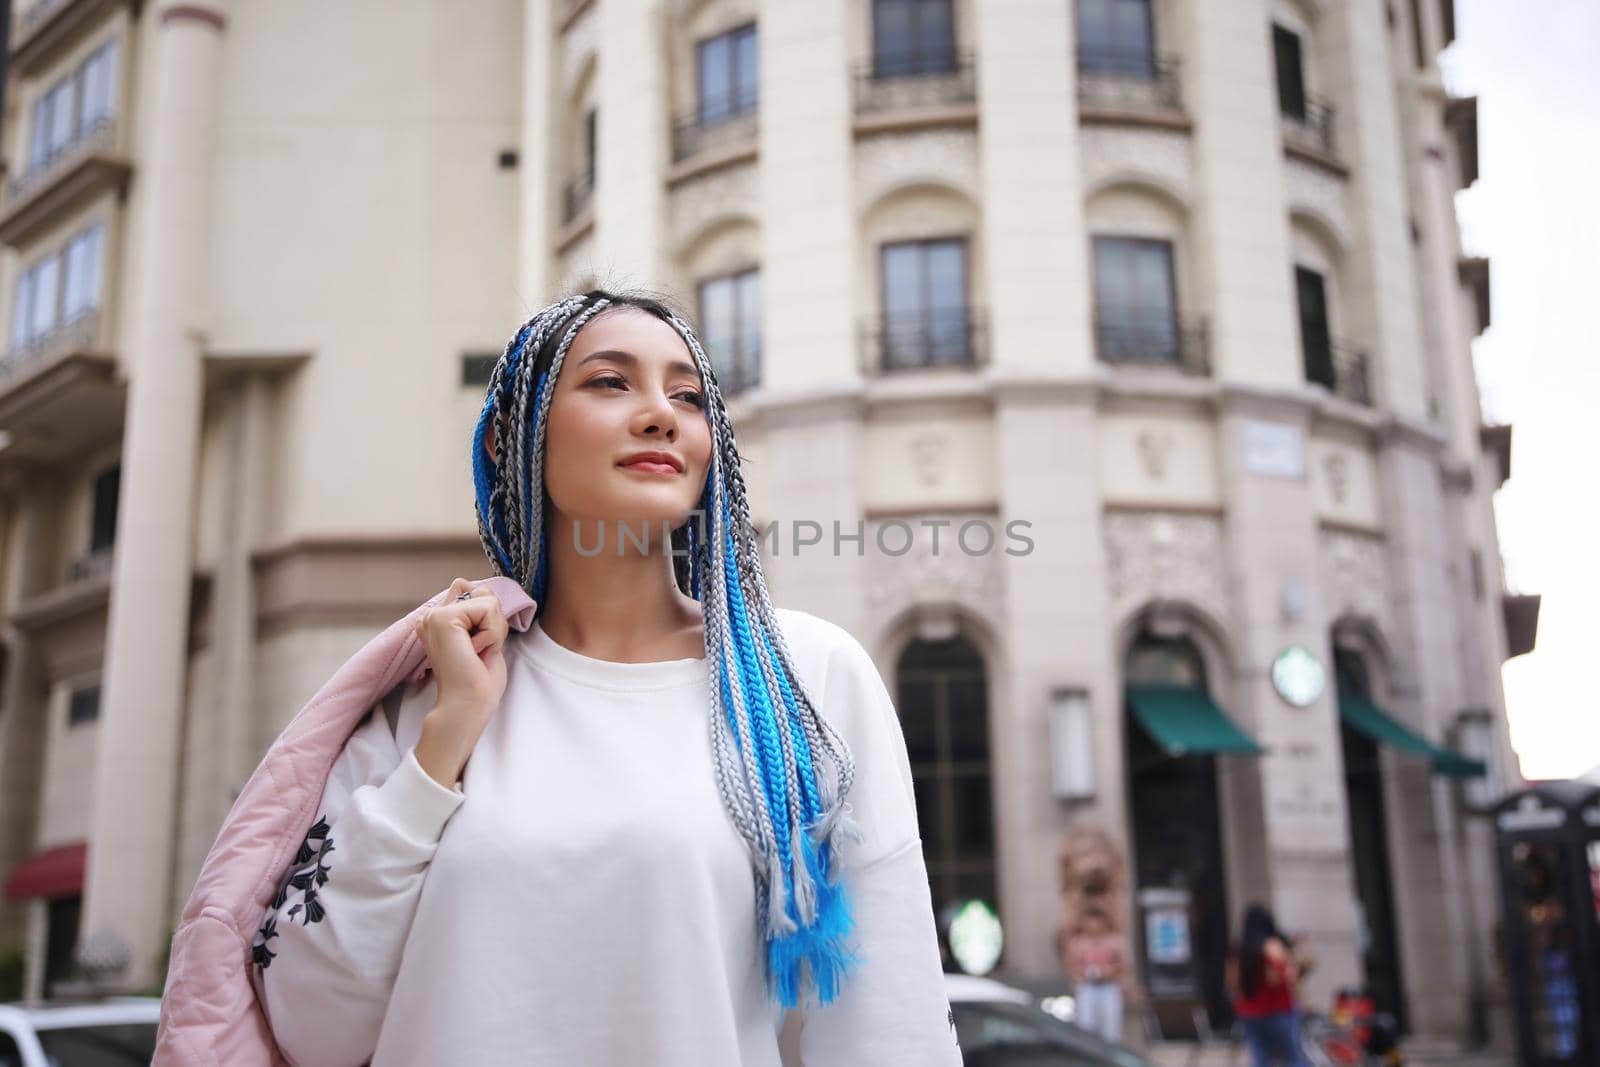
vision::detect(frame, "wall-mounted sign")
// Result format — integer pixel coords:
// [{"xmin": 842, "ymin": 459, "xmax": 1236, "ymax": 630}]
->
[
  {"xmin": 947, "ymin": 899, "xmax": 1003, "ymax": 977},
  {"xmin": 1272, "ymin": 645, "xmax": 1325, "ymax": 708},
  {"xmin": 1242, "ymin": 420, "xmax": 1306, "ymax": 480}
]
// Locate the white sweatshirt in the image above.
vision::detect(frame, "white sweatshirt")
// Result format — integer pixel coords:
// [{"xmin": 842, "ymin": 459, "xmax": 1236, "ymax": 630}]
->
[{"xmin": 249, "ymin": 607, "xmax": 962, "ymax": 1066}]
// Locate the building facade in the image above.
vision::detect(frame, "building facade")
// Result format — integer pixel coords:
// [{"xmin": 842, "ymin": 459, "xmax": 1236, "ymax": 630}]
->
[{"xmin": 0, "ymin": 0, "xmax": 1534, "ymax": 1051}]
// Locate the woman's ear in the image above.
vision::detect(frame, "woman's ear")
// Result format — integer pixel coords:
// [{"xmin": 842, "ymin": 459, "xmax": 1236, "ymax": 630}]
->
[{"xmin": 483, "ymin": 420, "xmax": 497, "ymax": 464}]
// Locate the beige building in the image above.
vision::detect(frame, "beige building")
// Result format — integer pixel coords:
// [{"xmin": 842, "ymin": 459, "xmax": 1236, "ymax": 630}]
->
[{"xmin": 0, "ymin": 0, "xmax": 1536, "ymax": 1052}]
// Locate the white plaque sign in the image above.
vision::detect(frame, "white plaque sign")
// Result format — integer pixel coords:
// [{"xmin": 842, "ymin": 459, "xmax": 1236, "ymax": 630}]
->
[{"xmin": 1242, "ymin": 420, "xmax": 1306, "ymax": 479}]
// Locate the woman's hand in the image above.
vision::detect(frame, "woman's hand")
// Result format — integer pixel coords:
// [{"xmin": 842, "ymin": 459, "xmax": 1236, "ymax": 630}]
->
[{"xmin": 411, "ymin": 578, "xmax": 516, "ymax": 787}]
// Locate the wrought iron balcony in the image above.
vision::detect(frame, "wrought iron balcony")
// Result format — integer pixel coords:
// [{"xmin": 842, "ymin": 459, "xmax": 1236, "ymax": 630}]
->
[
  {"xmin": 853, "ymin": 51, "xmax": 976, "ymax": 114},
  {"xmin": 1076, "ymin": 48, "xmax": 1183, "ymax": 114},
  {"xmin": 861, "ymin": 307, "xmax": 987, "ymax": 374},
  {"xmin": 1093, "ymin": 309, "xmax": 1209, "ymax": 375},
  {"xmin": 561, "ymin": 168, "xmax": 594, "ymax": 226},
  {"xmin": 1281, "ymin": 93, "xmax": 1337, "ymax": 158},
  {"xmin": 66, "ymin": 544, "xmax": 113, "ymax": 584},
  {"xmin": 1303, "ymin": 338, "xmax": 1372, "ymax": 406},
  {"xmin": 672, "ymin": 92, "xmax": 758, "ymax": 164},
  {"xmin": 709, "ymin": 343, "xmax": 762, "ymax": 396}
]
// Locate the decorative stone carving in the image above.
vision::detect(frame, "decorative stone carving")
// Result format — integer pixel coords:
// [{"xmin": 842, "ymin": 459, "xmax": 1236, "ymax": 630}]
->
[
  {"xmin": 1324, "ymin": 452, "xmax": 1348, "ymax": 504},
  {"xmin": 1319, "ymin": 525, "xmax": 1390, "ymax": 627},
  {"xmin": 910, "ymin": 433, "xmax": 949, "ymax": 487},
  {"xmin": 668, "ymin": 160, "xmax": 760, "ymax": 256},
  {"xmin": 1055, "ymin": 823, "xmax": 1131, "ymax": 972},
  {"xmin": 1284, "ymin": 155, "xmax": 1353, "ymax": 251},
  {"xmin": 863, "ymin": 513, "xmax": 1002, "ymax": 619},
  {"xmin": 1135, "ymin": 429, "xmax": 1173, "ymax": 481},
  {"xmin": 1103, "ymin": 510, "xmax": 1227, "ymax": 622},
  {"xmin": 1080, "ymin": 126, "xmax": 1194, "ymax": 206},
  {"xmin": 855, "ymin": 129, "xmax": 981, "ymax": 214}
]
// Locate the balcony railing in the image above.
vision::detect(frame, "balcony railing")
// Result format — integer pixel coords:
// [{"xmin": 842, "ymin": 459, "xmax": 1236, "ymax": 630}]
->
[
  {"xmin": 709, "ymin": 344, "xmax": 762, "ymax": 396},
  {"xmin": 861, "ymin": 307, "xmax": 987, "ymax": 374},
  {"xmin": 0, "ymin": 308, "xmax": 101, "ymax": 387},
  {"xmin": 1281, "ymin": 94, "xmax": 1337, "ymax": 157},
  {"xmin": 6, "ymin": 115, "xmax": 117, "ymax": 208},
  {"xmin": 561, "ymin": 168, "xmax": 594, "ymax": 226},
  {"xmin": 1304, "ymin": 338, "xmax": 1372, "ymax": 406},
  {"xmin": 15, "ymin": 0, "xmax": 66, "ymax": 41},
  {"xmin": 853, "ymin": 51, "xmax": 976, "ymax": 114},
  {"xmin": 1093, "ymin": 309, "xmax": 1209, "ymax": 375},
  {"xmin": 1076, "ymin": 49, "xmax": 1184, "ymax": 113},
  {"xmin": 672, "ymin": 92, "xmax": 758, "ymax": 164},
  {"xmin": 66, "ymin": 544, "xmax": 113, "ymax": 584}
]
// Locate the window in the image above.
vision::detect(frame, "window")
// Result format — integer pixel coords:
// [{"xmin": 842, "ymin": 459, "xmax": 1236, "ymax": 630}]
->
[
  {"xmin": 1091, "ymin": 236, "xmax": 1178, "ymax": 364},
  {"xmin": 696, "ymin": 24, "xmax": 757, "ymax": 126},
  {"xmin": 896, "ymin": 634, "xmax": 996, "ymax": 922},
  {"xmin": 62, "ymin": 223, "xmax": 104, "ymax": 322},
  {"xmin": 697, "ymin": 269, "xmax": 761, "ymax": 394},
  {"xmin": 90, "ymin": 463, "xmax": 119, "ymax": 553},
  {"xmin": 1273, "ymin": 24, "xmax": 1307, "ymax": 120},
  {"xmin": 25, "ymin": 40, "xmax": 119, "ymax": 173},
  {"xmin": 1078, "ymin": 0, "xmax": 1155, "ymax": 76},
  {"xmin": 583, "ymin": 108, "xmax": 597, "ymax": 178},
  {"xmin": 1295, "ymin": 266, "xmax": 1334, "ymax": 389},
  {"xmin": 10, "ymin": 222, "xmax": 104, "ymax": 351},
  {"xmin": 68, "ymin": 684, "xmax": 100, "ymax": 727},
  {"xmin": 872, "ymin": 0, "xmax": 956, "ymax": 77},
  {"xmin": 78, "ymin": 40, "xmax": 119, "ymax": 129},
  {"xmin": 880, "ymin": 237, "xmax": 971, "ymax": 369}
]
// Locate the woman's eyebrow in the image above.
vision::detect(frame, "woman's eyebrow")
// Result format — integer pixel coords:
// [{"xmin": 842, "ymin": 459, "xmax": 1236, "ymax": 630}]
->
[{"xmin": 577, "ymin": 348, "xmax": 699, "ymax": 378}]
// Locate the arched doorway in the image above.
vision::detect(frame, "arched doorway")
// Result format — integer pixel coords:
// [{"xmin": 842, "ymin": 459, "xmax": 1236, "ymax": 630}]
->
[
  {"xmin": 894, "ymin": 632, "xmax": 997, "ymax": 931},
  {"xmin": 1336, "ymin": 647, "xmax": 1409, "ymax": 1033},
  {"xmin": 1124, "ymin": 630, "xmax": 1240, "ymax": 1032}
]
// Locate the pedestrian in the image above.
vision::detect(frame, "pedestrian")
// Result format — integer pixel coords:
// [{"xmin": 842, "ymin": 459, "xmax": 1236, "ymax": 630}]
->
[
  {"xmin": 237, "ymin": 290, "xmax": 962, "ymax": 1065},
  {"xmin": 1227, "ymin": 903, "xmax": 1312, "ymax": 1067},
  {"xmin": 1064, "ymin": 906, "xmax": 1129, "ymax": 1045}
]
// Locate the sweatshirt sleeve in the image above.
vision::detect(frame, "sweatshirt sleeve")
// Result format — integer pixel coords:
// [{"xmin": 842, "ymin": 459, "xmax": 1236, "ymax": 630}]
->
[
  {"xmin": 249, "ymin": 675, "xmax": 464, "ymax": 1067},
  {"xmin": 797, "ymin": 627, "xmax": 963, "ymax": 1066}
]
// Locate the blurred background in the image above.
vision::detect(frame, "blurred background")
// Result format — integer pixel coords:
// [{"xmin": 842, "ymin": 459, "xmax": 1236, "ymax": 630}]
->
[{"xmin": 0, "ymin": 0, "xmax": 1590, "ymax": 1063}]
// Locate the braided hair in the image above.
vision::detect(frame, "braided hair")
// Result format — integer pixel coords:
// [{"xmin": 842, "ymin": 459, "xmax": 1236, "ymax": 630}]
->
[{"xmin": 470, "ymin": 289, "xmax": 864, "ymax": 1008}]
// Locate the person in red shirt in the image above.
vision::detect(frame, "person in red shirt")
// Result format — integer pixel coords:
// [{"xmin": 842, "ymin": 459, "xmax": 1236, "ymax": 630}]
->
[{"xmin": 1226, "ymin": 904, "xmax": 1311, "ymax": 1067}]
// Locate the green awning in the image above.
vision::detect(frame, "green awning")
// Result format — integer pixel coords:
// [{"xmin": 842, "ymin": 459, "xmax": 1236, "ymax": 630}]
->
[
  {"xmin": 1126, "ymin": 685, "xmax": 1265, "ymax": 757},
  {"xmin": 1338, "ymin": 694, "xmax": 1487, "ymax": 779}
]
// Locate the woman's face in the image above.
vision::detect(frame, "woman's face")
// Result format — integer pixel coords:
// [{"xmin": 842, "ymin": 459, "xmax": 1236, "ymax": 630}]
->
[{"xmin": 539, "ymin": 307, "xmax": 713, "ymax": 540}]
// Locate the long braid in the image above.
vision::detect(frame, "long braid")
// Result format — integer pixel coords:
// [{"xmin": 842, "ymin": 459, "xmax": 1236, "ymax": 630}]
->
[{"xmin": 471, "ymin": 291, "xmax": 862, "ymax": 1009}]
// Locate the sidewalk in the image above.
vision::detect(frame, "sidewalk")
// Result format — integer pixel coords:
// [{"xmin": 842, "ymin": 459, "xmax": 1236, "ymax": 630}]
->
[{"xmin": 1140, "ymin": 1041, "xmax": 1513, "ymax": 1067}]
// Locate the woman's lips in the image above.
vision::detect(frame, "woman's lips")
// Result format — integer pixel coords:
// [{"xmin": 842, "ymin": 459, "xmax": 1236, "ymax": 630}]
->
[{"xmin": 618, "ymin": 461, "xmax": 680, "ymax": 475}]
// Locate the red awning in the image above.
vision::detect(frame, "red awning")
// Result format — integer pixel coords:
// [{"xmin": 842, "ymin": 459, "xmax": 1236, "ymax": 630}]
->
[{"xmin": 4, "ymin": 841, "xmax": 86, "ymax": 901}]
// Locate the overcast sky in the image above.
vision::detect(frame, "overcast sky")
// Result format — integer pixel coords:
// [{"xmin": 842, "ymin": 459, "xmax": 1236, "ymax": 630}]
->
[{"xmin": 1442, "ymin": 0, "xmax": 1599, "ymax": 780}]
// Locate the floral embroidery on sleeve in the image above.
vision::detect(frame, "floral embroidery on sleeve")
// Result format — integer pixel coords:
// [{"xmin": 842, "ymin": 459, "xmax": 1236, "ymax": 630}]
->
[{"xmin": 252, "ymin": 814, "xmax": 336, "ymax": 971}]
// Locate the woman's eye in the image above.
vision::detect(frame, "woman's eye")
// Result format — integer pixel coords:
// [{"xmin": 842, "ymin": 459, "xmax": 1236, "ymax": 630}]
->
[
  {"xmin": 593, "ymin": 375, "xmax": 627, "ymax": 389},
  {"xmin": 677, "ymin": 390, "xmax": 705, "ymax": 408}
]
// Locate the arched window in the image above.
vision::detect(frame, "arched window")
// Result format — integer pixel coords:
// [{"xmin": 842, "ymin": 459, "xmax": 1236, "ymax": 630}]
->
[{"xmin": 895, "ymin": 632, "xmax": 996, "ymax": 922}]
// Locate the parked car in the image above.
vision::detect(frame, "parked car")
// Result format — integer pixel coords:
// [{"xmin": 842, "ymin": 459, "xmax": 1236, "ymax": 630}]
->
[
  {"xmin": 0, "ymin": 996, "xmax": 159, "ymax": 1066},
  {"xmin": 946, "ymin": 973, "xmax": 1154, "ymax": 1067}
]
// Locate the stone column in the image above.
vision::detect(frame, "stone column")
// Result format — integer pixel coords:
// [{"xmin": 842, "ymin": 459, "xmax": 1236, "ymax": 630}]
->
[
  {"xmin": 1179, "ymin": 0, "xmax": 1361, "ymax": 1007},
  {"xmin": 974, "ymin": 0, "xmax": 1092, "ymax": 374},
  {"xmin": 82, "ymin": 0, "xmax": 226, "ymax": 993},
  {"xmin": 0, "ymin": 475, "xmax": 56, "ymax": 948},
  {"xmin": 758, "ymin": 0, "xmax": 856, "ymax": 386},
  {"xmin": 594, "ymin": 0, "xmax": 668, "ymax": 289},
  {"xmin": 1322, "ymin": 0, "xmax": 1432, "ymax": 419},
  {"xmin": 518, "ymin": 0, "xmax": 557, "ymax": 306},
  {"xmin": 974, "ymin": 0, "xmax": 1118, "ymax": 975}
]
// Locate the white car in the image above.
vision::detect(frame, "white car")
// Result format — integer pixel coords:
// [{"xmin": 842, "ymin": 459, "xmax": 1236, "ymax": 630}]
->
[
  {"xmin": 0, "ymin": 997, "xmax": 160, "ymax": 1066},
  {"xmin": 945, "ymin": 973, "xmax": 1154, "ymax": 1067}
]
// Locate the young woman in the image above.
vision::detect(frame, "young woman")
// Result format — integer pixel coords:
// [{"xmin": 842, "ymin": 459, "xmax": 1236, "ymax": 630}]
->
[
  {"xmin": 246, "ymin": 290, "xmax": 960, "ymax": 1065},
  {"xmin": 1227, "ymin": 903, "xmax": 1312, "ymax": 1067},
  {"xmin": 1063, "ymin": 906, "xmax": 1129, "ymax": 1045}
]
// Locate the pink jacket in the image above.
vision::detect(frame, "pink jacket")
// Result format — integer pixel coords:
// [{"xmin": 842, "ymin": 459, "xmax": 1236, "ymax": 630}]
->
[{"xmin": 154, "ymin": 576, "xmax": 536, "ymax": 1066}]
